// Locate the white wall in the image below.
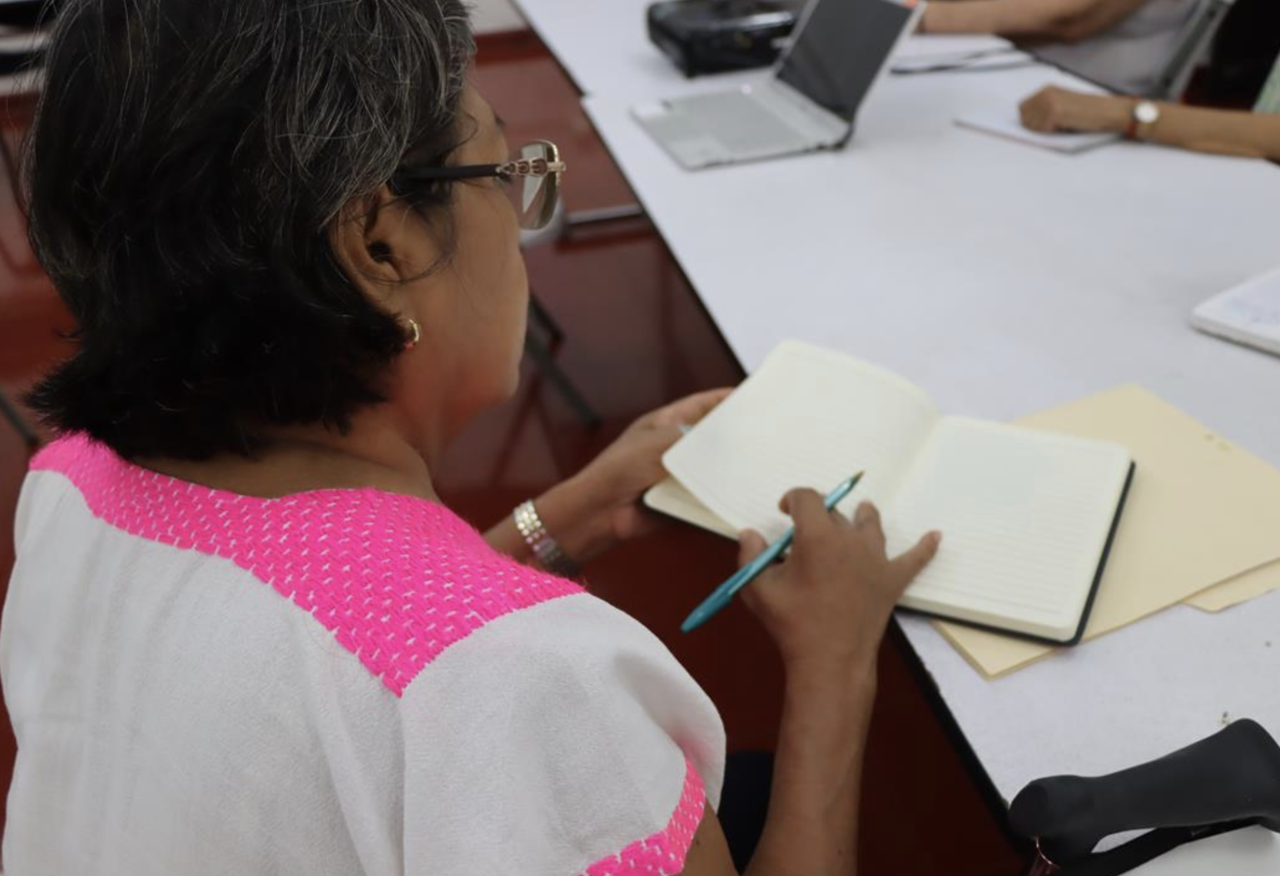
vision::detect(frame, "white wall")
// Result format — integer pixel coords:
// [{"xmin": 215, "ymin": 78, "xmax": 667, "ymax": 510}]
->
[{"xmin": 471, "ymin": 0, "xmax": 527, "ymax": 33}]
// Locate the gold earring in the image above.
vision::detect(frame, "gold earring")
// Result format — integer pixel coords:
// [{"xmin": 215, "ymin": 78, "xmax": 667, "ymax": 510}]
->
[{"xmin": 405, "ymin": 318, "xmax": 420, "ymax": 350}]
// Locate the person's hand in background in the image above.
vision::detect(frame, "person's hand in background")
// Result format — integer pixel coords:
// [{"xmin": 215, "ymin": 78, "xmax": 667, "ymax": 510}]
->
[{"xmin": 1020, "ymin": 85, "xmax": 1134, "ymax": 134}]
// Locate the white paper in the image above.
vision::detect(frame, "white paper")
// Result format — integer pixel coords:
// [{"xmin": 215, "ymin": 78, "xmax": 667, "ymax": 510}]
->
[
  {"xmin": 891, "ymin": 34, "xmax": 1014, "ymax": 61},
  {"xmin": 891, "ymin": 46, "xmax": 1033, "ymax": 75},
  {"xmin": 1192, "ymin": 264, "xmax": 1280, "ymax": 357},
  {"xmin": 955, "ymin": 108, "xmax": 1119, "ymax": 154}
]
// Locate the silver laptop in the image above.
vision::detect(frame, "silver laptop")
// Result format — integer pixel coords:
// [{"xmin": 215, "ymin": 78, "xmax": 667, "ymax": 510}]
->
[{"xmin": 633, "ymin": 0, "xmax": 924, "ymax": 170}]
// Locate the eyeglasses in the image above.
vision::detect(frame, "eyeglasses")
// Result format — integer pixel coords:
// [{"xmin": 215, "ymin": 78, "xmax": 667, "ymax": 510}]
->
[{"xmin": 392, "ymin": 139, "xmax": 566, "ymax": 231}]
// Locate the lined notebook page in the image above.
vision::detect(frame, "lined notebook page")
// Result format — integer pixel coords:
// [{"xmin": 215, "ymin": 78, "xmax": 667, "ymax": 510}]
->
[
  {"xmin": 887, "ymin": 417, "xmax": 1131, "ymax": 641},
  {"xmin": 663, "ymin": 341, "xmax": 939, "ymax": 541}
]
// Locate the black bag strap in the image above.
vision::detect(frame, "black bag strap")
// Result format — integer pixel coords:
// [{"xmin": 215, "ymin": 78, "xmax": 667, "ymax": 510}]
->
[{"xmin": 1011, "ymin": 720, "xmax": 1280, "ymax": 873}]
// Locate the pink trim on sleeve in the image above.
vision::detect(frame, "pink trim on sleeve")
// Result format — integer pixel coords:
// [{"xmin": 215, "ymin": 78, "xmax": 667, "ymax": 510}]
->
[
  {"xmin": 581, "ymin": 757, "xmax": 707, "ymax": 876},
  {"xmin": 31, "ymin": 434, "xmax": 582, "ymax": 697}
]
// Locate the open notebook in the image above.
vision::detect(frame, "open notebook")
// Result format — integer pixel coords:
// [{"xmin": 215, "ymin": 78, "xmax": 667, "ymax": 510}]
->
[{"xmin": 646, "ymin": 341, "xmax": 1135, "ymax": 644}]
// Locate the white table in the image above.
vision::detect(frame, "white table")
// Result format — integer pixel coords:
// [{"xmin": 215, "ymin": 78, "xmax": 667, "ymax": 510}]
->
[
  {"xmin": 509, "ymin": 0, "xmax": 1280, "ymax": 867},
  {"xmin": 1130, "ymin": 827, "xmax": 1280, "ymax": 875}
]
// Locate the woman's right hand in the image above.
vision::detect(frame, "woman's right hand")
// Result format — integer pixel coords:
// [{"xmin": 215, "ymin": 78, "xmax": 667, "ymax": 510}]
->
[{"xmin": 738, "ymin": 489, "xmax": 941, "ymax": 675}]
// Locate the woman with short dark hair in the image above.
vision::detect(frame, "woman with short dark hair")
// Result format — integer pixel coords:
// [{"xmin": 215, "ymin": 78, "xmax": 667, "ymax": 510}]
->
[{"xmin": 3, "ymin": 2, "xmax": 939, "ymax": 874}]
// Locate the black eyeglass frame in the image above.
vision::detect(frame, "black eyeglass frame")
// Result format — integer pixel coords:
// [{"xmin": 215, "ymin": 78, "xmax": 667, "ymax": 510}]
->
[{"xmin": 391, "ymin": 139, "xmax": 566, "ymax": 230}]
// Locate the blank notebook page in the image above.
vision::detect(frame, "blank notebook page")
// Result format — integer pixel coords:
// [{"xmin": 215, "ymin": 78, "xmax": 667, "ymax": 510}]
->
[
  {"xmin": 886, "ymin": 417, "xmax": 1131, "ymax": 640},
  {"xmin": 663, "ymin": 341, "xmax": 939, "ymax": 541}
]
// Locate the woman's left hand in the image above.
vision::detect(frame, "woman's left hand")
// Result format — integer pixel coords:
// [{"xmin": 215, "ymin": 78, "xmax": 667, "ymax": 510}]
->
[{"xmin": 536, "ymin": 387, "xmax": 732, "ymax": 564}]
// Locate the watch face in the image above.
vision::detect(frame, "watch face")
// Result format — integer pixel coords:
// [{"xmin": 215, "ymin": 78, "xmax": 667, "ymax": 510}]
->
[{"xmin": 1136, "ymin": 102, "xmax": 1160, "ymax": 125}]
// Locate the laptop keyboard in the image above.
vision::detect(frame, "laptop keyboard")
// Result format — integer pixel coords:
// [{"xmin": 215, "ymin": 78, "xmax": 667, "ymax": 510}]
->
[{"xmin": 674, "ymin": 91, "xmax": 806, "ymax": 153}]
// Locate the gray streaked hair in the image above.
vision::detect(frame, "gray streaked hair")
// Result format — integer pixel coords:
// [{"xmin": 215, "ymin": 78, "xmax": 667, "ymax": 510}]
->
[{"xmin": 24, "ymin": 0, "xmax": 478, "ymax": 461}]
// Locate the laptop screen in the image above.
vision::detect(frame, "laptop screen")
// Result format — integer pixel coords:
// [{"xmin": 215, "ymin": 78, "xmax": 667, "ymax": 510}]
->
[{"xmin": 777, "ymin": 0, "xmax": 917, "ymax": 122}]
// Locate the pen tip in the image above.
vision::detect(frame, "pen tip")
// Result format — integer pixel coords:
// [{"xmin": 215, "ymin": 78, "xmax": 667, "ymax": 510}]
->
[{"xmin": 681, "ymin": 608, "xmax": 709, "ymax": 634}]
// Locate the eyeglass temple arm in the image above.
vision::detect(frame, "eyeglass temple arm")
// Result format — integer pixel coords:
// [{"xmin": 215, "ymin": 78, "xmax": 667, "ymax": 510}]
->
[
  {"xmin": 395, "ymin": 164, "xmax": 505, "ymax": 183},
  {"xmin": 397, "ymin": 159, "xmax": 565, "ymax": 185}
]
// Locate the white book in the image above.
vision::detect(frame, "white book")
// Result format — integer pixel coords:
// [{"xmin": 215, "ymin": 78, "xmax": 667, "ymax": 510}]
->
[
  {"xmin": 1191, "ymin": 265, "xmax": 1280, "ymax": 358},
  {"xmin": 646, "ymin": 341, "xmax": 1134, "ymax": 644}
]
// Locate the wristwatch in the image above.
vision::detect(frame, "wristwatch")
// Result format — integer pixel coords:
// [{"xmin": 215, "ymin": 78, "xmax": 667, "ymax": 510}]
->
[{"xmin": 1127, "ymin": 100, "xmax": 1161, "ymax": 140}]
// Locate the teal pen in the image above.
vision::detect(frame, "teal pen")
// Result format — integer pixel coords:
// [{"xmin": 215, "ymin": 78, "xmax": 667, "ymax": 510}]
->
[{"xmin": 680, "ymin": 471, "xmax": 865, "ymax": 634}]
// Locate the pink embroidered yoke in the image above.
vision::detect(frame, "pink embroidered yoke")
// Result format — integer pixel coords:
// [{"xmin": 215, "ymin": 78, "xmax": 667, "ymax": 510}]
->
[{"xmin": 1, "ymin": 435, "xmax": 725, "ymax": 875}]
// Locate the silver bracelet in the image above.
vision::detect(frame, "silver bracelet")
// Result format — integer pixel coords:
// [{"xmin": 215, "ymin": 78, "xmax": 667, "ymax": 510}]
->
[{"xmin": 513, "ymin": 500, "xmax": 580, "ymax": 578}]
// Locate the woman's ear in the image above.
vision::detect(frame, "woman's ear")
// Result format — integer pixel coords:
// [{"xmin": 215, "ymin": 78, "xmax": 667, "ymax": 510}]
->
[{"xmin": 330, "ymin": 184, "xmax": 443, "ymax": 295}]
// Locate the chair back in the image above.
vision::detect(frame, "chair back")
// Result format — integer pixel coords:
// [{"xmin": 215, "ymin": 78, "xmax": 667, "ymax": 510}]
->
[{"xmin": 1149, "ymin": 0, "xmax": 1238, "ymax": 99}]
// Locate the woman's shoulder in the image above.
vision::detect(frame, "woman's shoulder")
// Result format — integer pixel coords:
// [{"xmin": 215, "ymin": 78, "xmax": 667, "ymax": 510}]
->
[
  {"xmin": 21, "ymin": 435, "xmax": 726, "ymax": 874},
  {"xmin": 26, "ymin": 434, "xmax": 593, "ymax": 693}
]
